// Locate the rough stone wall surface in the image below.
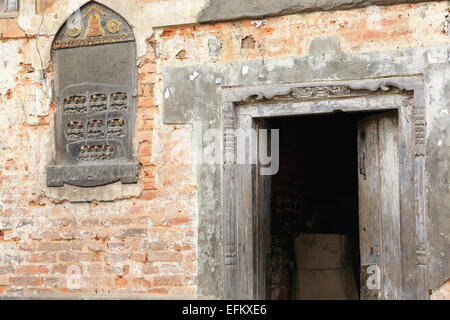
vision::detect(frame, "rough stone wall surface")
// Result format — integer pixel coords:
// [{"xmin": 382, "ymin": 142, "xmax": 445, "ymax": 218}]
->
[{"xmin": 0, "ymin": 0, "xmax": 449, "ymax": 299}]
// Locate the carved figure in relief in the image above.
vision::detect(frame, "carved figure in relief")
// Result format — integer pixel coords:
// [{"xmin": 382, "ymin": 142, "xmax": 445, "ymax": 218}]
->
[
  {"xmin": 87, "ymin": 120, "xmax": 105, "ymax": 138},
  {"xmin": 67, "ymin": 121, "xmax": 84, "ymax": 140},
  {"xmin": 79, "ymin": 145, "xmax": 114, "ymax": 162},
  {"xmin": 107, "ymin": 119, "xmax": 126, "ymax": 137},
  {"xmin": 64, "ymin": 96, "xmax": 88, "ymax": 114},
  {"xmin": 110, "ymin": 92, "xmax": 128, "ymax": 111},
  {"xmin": 90, "ymin": 93, "xmax": 107, "ymax": 112}
]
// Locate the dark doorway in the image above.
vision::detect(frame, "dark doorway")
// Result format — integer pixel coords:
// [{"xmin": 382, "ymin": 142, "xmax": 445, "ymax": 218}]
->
[{"xmin": 269, "ymin": 111, "xmax": 382, "ymax": 300}]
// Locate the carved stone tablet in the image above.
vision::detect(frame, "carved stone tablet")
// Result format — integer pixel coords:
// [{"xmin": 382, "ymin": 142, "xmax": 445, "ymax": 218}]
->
[{"xmin": 47, "ymin": 2, "xmax": 139, "ymax": 187}]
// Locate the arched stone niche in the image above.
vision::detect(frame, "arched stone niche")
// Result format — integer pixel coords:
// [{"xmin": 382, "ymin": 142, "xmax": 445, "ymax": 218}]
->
[{"xmin": 47, "ymin": 1, "xmax": 139, "ymax": 188}]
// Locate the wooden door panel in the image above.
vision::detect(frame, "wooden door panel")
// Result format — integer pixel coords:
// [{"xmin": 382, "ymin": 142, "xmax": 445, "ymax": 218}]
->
[{"xmin": 358, "ymin": 111, "xmax": 401, "ymax": 300}]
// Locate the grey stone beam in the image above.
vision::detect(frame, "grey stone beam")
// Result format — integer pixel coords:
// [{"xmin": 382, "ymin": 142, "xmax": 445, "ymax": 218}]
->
[{"xmin": 198, "ymin": 0, "xmax": 440, "ymax": 23}]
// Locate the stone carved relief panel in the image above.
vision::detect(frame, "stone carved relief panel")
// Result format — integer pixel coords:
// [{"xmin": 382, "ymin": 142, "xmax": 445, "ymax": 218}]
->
[{"xmin": 47, "ymin": 2, "xmax": 138, "ymax": 188}]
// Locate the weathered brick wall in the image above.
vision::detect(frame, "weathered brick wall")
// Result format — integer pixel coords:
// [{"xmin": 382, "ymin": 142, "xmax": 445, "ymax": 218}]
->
[
  {"xmin": 154, "ymin": 1, "xmax": 450, "ymax": 299},
  {"xmin": 0, "ymin": 2, "xmax": 197, "ymax": 298},
  {"xmin": 157, "ymin": 2, "xmax": 450, "ymax": 67},
  {"xmin": 0, "ymin": 0, "xmax": 449, "ymax": 298}
]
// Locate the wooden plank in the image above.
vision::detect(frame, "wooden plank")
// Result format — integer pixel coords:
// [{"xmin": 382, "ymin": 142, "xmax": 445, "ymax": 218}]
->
[
  {"xmin": 378, "ymin": 111, "xmax": 402, "ymax": 299},
  {"xmin": 398, "ymin": 101, "xmax": 418, "ymax": 299},
  {"xmin": 235, "ymin": 114, "xmax": 256, "ymax": 299},
  {"xmin": 358, "ymin": 111, "xmax": 402, "ymax": 300},
  {"xmin": 358, "ymin": 114, "xmax": 382, "ymax": 300}
]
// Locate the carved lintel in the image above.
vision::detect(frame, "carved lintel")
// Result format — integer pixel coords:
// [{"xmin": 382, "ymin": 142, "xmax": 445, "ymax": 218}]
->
[
  {"xmin": 291, "ymin": 85, "xmax": 351, "ymax": 99},
  {"xmin": 223, "ymin": 76, "xmax": 423, "ymax": 104}
]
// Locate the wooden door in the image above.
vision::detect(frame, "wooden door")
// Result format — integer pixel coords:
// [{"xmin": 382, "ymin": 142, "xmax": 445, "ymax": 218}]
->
[{"xmin": 358, "ymin": 111, "xmax": 402, "ymax": 300}]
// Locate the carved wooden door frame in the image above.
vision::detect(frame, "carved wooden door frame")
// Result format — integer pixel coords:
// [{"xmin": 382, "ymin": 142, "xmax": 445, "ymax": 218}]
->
[{"xmin": 220, "ymin": 76, "xmax": 428, "ymax": 300}]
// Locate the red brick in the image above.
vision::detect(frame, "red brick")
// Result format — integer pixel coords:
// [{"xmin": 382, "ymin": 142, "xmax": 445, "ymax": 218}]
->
[
  {"xmin": 142, "ymin": 166, "xmax": 155, "ymax": 179},
  {"xmin": 84, "ymin": 264, "xmax": 103, "ymax": 275},
  {"xmin": 142, "ymin": 264, "xmax": 159, "ymax": 274},
  {"xmin": 147, "ymin": 288, "xmax": 169, "ymax": 295},
  {"xmin": 38, "ymin": 242, "xmax": 81, "ymax": 251},
  {"xmin": 140, "ymin": 62, "xmax": 156, "ymax": 74},
  {"xmin": 140, "ymin": 190, "xmax": 157, "ymax": 200},
  {"xmin": 116, "ymin": 228, "xmax": 147, "ymax": 238},
  {"xmin": 25, "ymin": 253, "xmax": 57, "ymax": 263},
  {"xmin": 133, "ymin": 278, "xmax": 152, "ymax": 288},
  {"xmin": 130, "ymin": 252, "xmax": 147, "ymax": 263},
  {"xmin": 16, "ymin": 265, "xmax": 49, "ymax": 274},
  {"xmin": 59, "ymin": 252, "xmax": 98, "ymax": 263},
  {"xmin": 143, "ymin": 240, "xmax": 169, "ymax": 251},
  {"xmin": 151, "ymin": 275, "xmax": 184, "ymax": 286},
  {"xmin": 173, "ymin": 242, "xmax": 192, "ymax": 251},
  {"xmin": 168, "ymin": 216, "xmax": 190, "ymax": 225},
  {"xmin": 0, "ymin": 266, "xmax": 15, "ymax": 274},
  {"xmin": 147, "ymin": 251, "xmax": 182, "ymax": 263},
  {"xmin": 142, "ymin": 179, "xmax": 156, "ymax": 190},
  {"xmin": 139, "ymin": 107, "xmax": 157, "ymax": 120},
  {"xmin": 139, "ymin": 155, "xmax": 152, "ymax": 165},
  {"xmin": 138, "ymin": 96, "xmax": 155, "ymax": 108},
  {"xmin": 115, "ymin": 277, "xmax": 127, "ymax": 286},
  {"xmin": 9, "ymin": 277, "xmax": 44, "ymax": 286},
  {"xmin": 139, "ymin": 144, "xmax": 152, "ymax": 156}
]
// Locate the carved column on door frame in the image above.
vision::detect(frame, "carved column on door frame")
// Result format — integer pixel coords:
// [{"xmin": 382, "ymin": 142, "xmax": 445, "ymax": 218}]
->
[
  {"xmin": 223, "ymin": 102, "xmax": 236, "ymax": 164},
  {"xmin": 222, "ymin": 101, "xmax": 237, "ymax": 299},
  {"xmin": 413, "ymin": 89, "xmax": 428, "ymax": 299}
]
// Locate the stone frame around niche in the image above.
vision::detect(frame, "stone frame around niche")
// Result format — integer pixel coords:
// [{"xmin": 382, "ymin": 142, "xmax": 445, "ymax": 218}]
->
[{"xmin": 46, "ymin": 1, "xmax": 139, "ymax": 189}]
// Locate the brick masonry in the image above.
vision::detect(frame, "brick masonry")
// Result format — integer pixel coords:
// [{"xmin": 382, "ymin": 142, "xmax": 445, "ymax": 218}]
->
[{"xmin": 0, "ymin": 1, "xmax": 197, "ymax": 298}]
